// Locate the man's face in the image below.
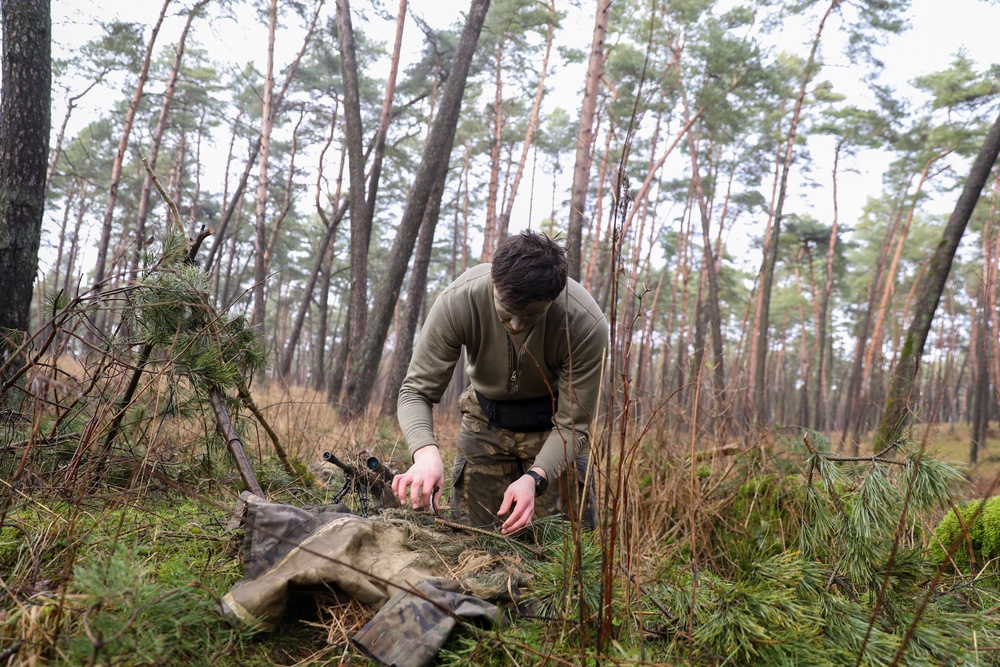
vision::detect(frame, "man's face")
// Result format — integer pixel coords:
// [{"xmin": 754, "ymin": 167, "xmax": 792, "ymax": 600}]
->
[{"xmin": 494, "ymin": 290, "xmax": 551, "ymax": 335}]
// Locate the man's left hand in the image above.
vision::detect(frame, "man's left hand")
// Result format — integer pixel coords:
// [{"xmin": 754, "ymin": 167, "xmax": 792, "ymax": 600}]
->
[{"xmin": 498, "ymin": 474, "xmax": 537, "ymax": 535}]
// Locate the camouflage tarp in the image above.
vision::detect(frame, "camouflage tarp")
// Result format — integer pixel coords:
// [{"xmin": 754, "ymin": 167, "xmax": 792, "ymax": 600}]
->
[
  {"xmin": 218, "ymin": 493, "xmax": 502, "ymax": 667},
  {"xmin": 352, "ymin": 577, "xmax": 499, "ymax": 666}
]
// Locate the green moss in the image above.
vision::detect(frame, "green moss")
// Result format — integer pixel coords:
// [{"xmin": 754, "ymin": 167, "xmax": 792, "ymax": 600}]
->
[{"xmin": 929, "ymin": 496, "xmax": 1000, "ymax": 571}]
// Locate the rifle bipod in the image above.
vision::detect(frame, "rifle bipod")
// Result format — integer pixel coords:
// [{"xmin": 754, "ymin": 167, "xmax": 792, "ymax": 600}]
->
[{"xmin": 322, "ymin": 451, "xmax": 399, "ymax": 517}]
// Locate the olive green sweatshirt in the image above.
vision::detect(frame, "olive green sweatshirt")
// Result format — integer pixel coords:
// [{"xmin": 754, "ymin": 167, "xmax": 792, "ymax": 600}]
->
[{"xmin": 397, "ymin": 263, "xmax": 608, "ymax": 481}]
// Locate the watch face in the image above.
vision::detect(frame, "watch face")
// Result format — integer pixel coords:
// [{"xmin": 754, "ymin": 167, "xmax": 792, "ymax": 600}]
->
[
  {"xmin": 537, "ymin": 476, "xmax": 548, "ymax": 495},
  {"xmin": 529, "ymin": 471, "xmax": 548, "ymax": 495}
]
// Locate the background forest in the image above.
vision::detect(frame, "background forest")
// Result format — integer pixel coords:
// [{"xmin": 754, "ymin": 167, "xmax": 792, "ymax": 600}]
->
[
  {"xmin": 3, "ymin": 0, "xmax": 1000, "ymax": 664},
  {"xmin": 35, "ymin": 0, "xmax": 1000, "ymax": 447}
]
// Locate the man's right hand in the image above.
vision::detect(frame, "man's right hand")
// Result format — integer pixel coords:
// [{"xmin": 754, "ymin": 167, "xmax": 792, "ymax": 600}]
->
[{"xmin": 392, "ymin": 445, "xmax": 444, "ymax": 511}]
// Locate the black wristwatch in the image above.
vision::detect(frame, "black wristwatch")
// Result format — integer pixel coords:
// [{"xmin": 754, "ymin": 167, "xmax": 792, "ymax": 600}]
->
[{"xmin": 525, "ymin": 470, "xmax": 548, "ymax": 496}]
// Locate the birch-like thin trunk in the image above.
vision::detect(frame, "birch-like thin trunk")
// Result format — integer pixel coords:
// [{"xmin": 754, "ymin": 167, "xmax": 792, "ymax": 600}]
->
[
  {"xmin": 567, "ymin": 0, "xmax": 610, "ymax": 279},
  {"xmin": 250, "ymin": 0, "xmax": 278, "ymax": 332}
]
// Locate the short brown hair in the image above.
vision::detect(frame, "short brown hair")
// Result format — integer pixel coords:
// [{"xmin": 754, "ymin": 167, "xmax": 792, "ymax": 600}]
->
[{"xmin": 491, "ymin": 231, "xmax": 568, "ymax": 310}]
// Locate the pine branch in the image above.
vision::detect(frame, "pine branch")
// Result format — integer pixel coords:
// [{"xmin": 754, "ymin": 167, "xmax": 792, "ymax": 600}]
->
[{"xmin": 237, "ymin": 380, "xmax": 295, "ymax": 478}]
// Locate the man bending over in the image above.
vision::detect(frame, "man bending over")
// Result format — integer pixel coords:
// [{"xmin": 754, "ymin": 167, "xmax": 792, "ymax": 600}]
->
[{"xmin": 392, "ymin": 231, "xmax": 608, "ymax": 535}]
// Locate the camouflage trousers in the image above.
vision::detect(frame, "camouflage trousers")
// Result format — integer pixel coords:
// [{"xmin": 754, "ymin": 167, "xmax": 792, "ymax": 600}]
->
[{"xmin": 451, "ymin": 386, "xmax": 597, "ymax": 531}]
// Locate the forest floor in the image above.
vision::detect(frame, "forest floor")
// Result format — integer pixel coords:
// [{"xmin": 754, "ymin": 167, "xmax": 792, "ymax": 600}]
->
[{"xmin": 2, "ymin": 379, "xmax": 999, "ymax": 666}]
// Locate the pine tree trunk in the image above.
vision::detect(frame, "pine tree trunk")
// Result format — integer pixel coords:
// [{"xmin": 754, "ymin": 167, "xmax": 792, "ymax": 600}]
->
[
  {"xmin": 202, "ymin": 0, "xmax": 321, "ymax": 275},
  {"xmin": 567, "ymin": 0, "xmax": 610, "ymax": 280},
  {"xmin": 263, "ymin": 112, "xmax": 302, "ymax": 270},
  {"xmin": 481, "ymin": 42, "xmax": 504, "ymax": 262},
  {"xmin": 986, "ymin": 177, "xmax": 1000, "ymax": 402},
  {"xmin": 752, "ymin": 0, "xmax": 838, "ymax": 422},
  {"xmin": 285, "ymin": 110, "xmax": 344, "ymax": 382},
  {"xmin": 337, "ymin": 0, "xmax": 373, "ymax": 365},
  {"xmin": 52, "ymin": 182, "xmax": 77, "ymax": 294},
  {"xmin": 684, "ymin": 126, "xmax": 726, "ymax": 411},
  {"xmin": 875, "ymin": 111, "xmax": 1000, "ymax": 450},
  {"xmin": 583, "ymin": 115, "xmax": 612, "ymax": 294},
  {"xmin": 47, "ymin": 78, "xmax": 103, "ymax": 195},
  {"xmin": 64, "ymin": 181, "xmax": 90, "ymax": 295},
  {"xmin": 94, "ymin": 0, "xmax": 170, "ymax": 290},
  {"xmin": 495, "ymin": 0, "xmax": 554, "ymax": 247},
  {"xmin": 841, "ymin": 197, "xmax": 901, "ymax": 452},
  {"xmin": 279, "ymin": 199, "xmax": 348, "ymax": 380},
  {"xmin": 343, "ymin": 0, "xmax": 491, "ymax": 418},
  {"xmin": 815, "ymin": 141, "xmax": 843, "ymax": 431},
  {"xmin": 380, "ymin": 200, "xmax": 438, "ymax": 420},
  {"xmin": 251, "ymin": 0, "xmax": 278, "ymax": 332},
  {"xmin": 92, "ymin": 0, "xmax": 169, "ymax": 292},
  {"xmin": 130, "ymin": 0, "xmax": 207, "ymax": 281},
  {"xmin": 859, "ymin": 156, "xmax": 943, "ymax": 414},
  {"xmin": 0, "ymin": 0, "xmax": 51, "ymax": 359},
  {"xmin": 970, "ymin": 307, "xmax": 988, "ymax": 464}
]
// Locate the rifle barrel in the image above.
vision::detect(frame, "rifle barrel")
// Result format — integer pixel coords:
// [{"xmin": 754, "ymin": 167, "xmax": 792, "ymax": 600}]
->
[{"xmin": 322, "ymin": 451, "xmax": 353, "ymax": 474}]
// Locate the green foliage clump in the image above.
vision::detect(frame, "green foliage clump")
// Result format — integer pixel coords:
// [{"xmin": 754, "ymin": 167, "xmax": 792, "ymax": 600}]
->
[
  {"xmin": 929, "ymin": 496, "xmax": 1000, "ymax": 571},
  {"xmin": 678, "ymin": 548, "xmax": 829, "ymax": 664},
  {"xmin": 630, "ymin": 442, "xmax": 993, "ymax": 666},
  {"xmin": 124, "ymin": 233, "xmax": 267, "ymax": 392},
  {"xmin": 61, "ymin": 544, "xmax": 250, "ymax": 666},
  {"xmin": 523, "ymin": 524, "xmax": 606, "ymax": 621},
  {"xmin": 0, "ymin": 495, "xmax": 253, "ymax": 667}
]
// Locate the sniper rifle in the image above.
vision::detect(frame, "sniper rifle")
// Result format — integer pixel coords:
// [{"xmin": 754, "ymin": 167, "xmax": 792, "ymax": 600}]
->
[{"xmin": 322, "ymin": 450, "xmax": 399, "ymax": 517}]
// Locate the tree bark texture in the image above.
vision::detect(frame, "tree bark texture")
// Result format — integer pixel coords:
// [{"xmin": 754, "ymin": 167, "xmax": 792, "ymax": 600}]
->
[
  {"xmin": 380, "ymin": 191, "xmax": 440, "ymax": 420},
  {"xmin": 337, "ymin": 0, "xmax": 373, "ymax": 360},
  {"xmin": 875, "ymin": 111, "xmax": 1000, "ymax": 449},
  {"xmin": 0, "ymin": 0, "xmax": 51, "ymax": 347}
]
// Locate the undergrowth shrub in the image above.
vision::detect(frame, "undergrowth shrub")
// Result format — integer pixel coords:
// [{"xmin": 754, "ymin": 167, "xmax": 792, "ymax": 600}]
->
[
  {"xmin": 432, "ymin": 432, "xmax": 999, "ymax": 667},
  {"xmin": 60, "ymin": 544, "xmax": 249, "ymax": 666}
]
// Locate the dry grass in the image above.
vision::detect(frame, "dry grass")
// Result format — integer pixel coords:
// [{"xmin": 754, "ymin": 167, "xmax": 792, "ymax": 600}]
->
[{"xmin": 238, "ymin": 382, "xmax": 463, "ymax": 472}]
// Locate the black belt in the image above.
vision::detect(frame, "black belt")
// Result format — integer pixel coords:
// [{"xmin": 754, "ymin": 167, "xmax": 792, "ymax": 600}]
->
[{"xmin": 475, "ymin": 390, "xmax": 557, "ymax": 432}]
